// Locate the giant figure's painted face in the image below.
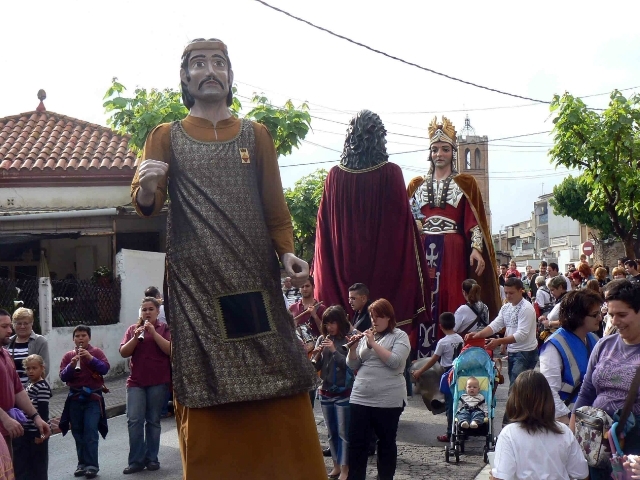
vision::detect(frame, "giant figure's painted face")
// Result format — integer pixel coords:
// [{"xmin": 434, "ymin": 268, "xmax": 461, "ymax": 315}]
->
[
  {"xmin": 181, "ymin": 48, "xmax": 232, "ymax": 107},
  {"xmin": 429, "ymin": 141, "xmax": 454, "ymax": 170}
]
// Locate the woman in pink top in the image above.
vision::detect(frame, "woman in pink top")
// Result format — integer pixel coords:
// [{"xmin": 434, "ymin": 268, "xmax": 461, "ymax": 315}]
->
[{"xmin": 119, "ymin": 297, "xmax": 171, "ymax": 474}]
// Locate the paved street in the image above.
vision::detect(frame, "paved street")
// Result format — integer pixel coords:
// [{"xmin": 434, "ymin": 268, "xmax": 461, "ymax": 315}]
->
[{"xmin": 47, "ymin": 370, "xmax": 507, "ymax": 479}]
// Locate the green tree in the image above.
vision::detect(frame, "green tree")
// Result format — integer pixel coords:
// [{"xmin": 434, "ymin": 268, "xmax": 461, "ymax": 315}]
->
[
  {"xmin": 284, "ymin": 169, "xmax": 328, "ymax": 262},
  {"xmin": 103, "ymin": 78, "xmax": 310, "ymax": 157},
  {"xmin": 549, "ymin": 90, "xmax": 640, "ymax": 258},
  {"xmin": 549, "ymin": 174, "xmax": 620, "ymax": 239}
]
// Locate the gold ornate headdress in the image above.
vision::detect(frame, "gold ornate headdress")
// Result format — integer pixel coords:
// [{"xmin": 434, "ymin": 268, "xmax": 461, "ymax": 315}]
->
[{"xmin": 428, "ymin": 116, "xmax": 457, "ymax": 148}]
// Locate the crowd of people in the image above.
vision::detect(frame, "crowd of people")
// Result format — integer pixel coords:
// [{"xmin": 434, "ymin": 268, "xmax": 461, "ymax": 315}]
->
[{"xmin": 0, "ymin": 287, "xmax": 172, "ymax": 480}]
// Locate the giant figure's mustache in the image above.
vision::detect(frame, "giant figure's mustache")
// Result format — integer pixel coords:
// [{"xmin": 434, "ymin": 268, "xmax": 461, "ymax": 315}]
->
[{"xmin": 199, "ymin": 76, "xmax": 224, "ymax": 90}]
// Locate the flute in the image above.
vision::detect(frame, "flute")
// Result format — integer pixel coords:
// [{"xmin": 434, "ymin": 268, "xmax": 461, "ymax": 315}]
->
[
  {"xmin": 310, "ymin": 335, "xmax": 325, "ymax": 366},
  {"xmin": 293, "ymin": 301, "xmax": 324, "ymax": 322},
  {"xmin": 340, "ymin": 325, "xmax": 377, "ymax": 354},
  {"xmin": 75, "ymin": 343, "xmax": 83, "ymax": 371},
  {"xmin": 137, "ymin": 317, "xmax": 146, "ymax": 342}
]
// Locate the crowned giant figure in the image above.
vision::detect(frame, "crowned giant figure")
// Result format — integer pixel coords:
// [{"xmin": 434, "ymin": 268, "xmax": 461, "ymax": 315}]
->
[
  {"xmin": 130, "ymin": 38, "xmax": 326, "ymax": 479},
  {"xmin": 408, "ymin": 117, "xmax": 501, "ymax": 353},
  {"xmin": 314, "ymin": 110, "xmax": 431, "ymax": 353}
]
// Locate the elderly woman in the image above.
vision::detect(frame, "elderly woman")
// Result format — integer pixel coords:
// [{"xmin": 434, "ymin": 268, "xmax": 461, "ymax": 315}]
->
[
  {"xmin": 347, "ymin": 299, "xmax": 410, "ymax": 480},
  {"xmin": 119, "ymin": 297, "xmax": 171, "ymax": 474},
  {"xmin": 572, "ymin": 280, "xmax": 640, "ymax": 480},
  {"xmin": 539, "ymin": 289, "xmax": 601, "ymax": 425},
  {"xmin": 8, "ymin": 308, "xmax": 49, "ymax": 386},
  {"xmin": 612, "ymin": 266, "xmax": 627, "ymax": 280},
  {"xmin": 312, "ymin": 306, "xmax": 354, "ymax": 480}
]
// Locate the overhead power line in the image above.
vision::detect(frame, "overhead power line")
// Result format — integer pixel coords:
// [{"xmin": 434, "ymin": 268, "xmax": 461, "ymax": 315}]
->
[{"xmin": 254, "ymin": 0, "xmax": 550, "ymax": 104}]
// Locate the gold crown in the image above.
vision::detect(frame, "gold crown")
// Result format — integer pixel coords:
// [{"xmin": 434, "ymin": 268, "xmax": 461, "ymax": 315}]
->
[{"xmin": 428, "ymin": 116, "xmax": 457, "ymax": 147}]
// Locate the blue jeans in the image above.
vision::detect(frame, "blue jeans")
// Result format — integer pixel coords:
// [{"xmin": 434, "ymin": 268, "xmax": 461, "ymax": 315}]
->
[
  {"xmin": 456, "ymin": 409, "xmax": 486, "ymax": 425},
  {"xmin": 507, "ymin": 349, "xmax": 539, "ymax": 392},
  {"xmin": 69, "ymin": 398, "xmax": 102, "ymax": 472},
  {"xmin": 126, "ymin": 384, "xmax": 169, "ymax": 467},
  {"xmin": 320, "ymin": 395, "xmax": 350, "ymax": 466}
]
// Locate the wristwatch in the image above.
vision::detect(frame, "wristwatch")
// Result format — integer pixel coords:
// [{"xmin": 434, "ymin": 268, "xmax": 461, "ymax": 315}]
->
[{"xmin": 28, "ymin": 412, "xmax": 40, "ymax": 421}]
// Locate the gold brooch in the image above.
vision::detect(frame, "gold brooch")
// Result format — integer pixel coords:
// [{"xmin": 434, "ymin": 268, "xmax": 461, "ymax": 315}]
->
[{"xmin": 239, "ymin": 148, "xmax": 250, "ymax": 163}]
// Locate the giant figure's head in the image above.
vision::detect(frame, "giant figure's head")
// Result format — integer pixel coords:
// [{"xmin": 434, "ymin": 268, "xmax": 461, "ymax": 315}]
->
[
  {"xmin": 427, "ymin": 116, "xmax": 458, "ymax": 175},
  {"xmin": 340, "ymin": 110, "xmax": 388, "ymax": 171},
  {"xmin": 180, "ymin": 38, "xmax": 234, "ymax": 109}
]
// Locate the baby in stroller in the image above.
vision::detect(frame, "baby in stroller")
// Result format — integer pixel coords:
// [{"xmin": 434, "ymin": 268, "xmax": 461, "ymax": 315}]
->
[{"xmin": 455, "ymin": 377, "xmax": 487, "ymax": 429}]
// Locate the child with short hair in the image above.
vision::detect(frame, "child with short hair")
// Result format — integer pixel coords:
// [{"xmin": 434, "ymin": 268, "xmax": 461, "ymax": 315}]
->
[
  {"xmin": 13, "ymin": 354, "xmax": 52, "ymax": 480},
  {"xmin": 411, "ymin": 312, "xmax": 463, "ymax": 442},
  {"xmin": 455, "ymin": 376, "xmax": 487, "ymax": 429}
]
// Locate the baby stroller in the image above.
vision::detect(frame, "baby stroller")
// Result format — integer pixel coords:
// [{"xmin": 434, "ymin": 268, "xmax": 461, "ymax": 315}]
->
[{"xmin": 444, "ymin": 346, "xmax": 497, "ymax": 464}]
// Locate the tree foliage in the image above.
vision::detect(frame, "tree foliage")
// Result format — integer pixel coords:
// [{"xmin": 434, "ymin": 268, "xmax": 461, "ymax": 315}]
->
[
  {"xmin": 283, "ymin": 169, "xmax": 328, "ymax": 262},
  {"xmin": 549, "ymin": 91, "xmax": 640, "ymax": 258},
  {"xmin": 103, "ymin": 78, "xmax": 310, "ymax": 157}
]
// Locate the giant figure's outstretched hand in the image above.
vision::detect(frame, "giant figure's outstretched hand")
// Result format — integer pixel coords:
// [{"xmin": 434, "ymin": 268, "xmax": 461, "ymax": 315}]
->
[
  {"xmin": 281, "ymin": 253, "xmax": 309, "ymax": 287},
  {"xmin": 137, "ymin": 159, "xmax": 169, "ymax": 207},
  {"xmin": 470, "ymin": 248, "xmax": 485, "ymax": 276}
]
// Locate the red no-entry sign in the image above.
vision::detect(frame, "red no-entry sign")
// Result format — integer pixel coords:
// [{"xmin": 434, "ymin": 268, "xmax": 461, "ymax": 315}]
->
[{"xmin": 582, "ymin": 241, "xmax": 594, "ymax": 256}]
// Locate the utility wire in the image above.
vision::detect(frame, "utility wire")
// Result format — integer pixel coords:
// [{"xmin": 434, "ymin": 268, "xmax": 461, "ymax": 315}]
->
[{"xmin": 254, "ymin": 0, "xmax": 551, "ymax": 104}]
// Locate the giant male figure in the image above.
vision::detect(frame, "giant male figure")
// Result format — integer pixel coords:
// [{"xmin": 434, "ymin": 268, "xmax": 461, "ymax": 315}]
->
[
  {"xmin": 314, "ymin": 110, "xmax": 431, "ymax": 354},
  {"xmin": 408, "ymin": 117, "xmax": 501, "ymax": 353},
  {"xmin": 131, "ymin": 39, "xmax": 326, "ymax": 480}
]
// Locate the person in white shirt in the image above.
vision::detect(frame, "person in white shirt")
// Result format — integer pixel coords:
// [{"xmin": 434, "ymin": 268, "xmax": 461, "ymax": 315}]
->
[
  {"xmin": 534, "ymin": 276, "xmax": 554, "ymax": 316},
  {"xmin": 538, "ymin": 289, "xmax": 601, "ymax": 425},
  {"xmin": 411, "ymin": 312, "xmax": 463, "ymax": 442},
  {"xmin": 466, "ymin": 278, "xmax": 538, "ymax": 396},
  {"xmin": 490, "ymin": 370, "xmax": 588, "ymax": 480},
  {"xmin": 539, "ymin": 276, "xmax": 568, "ymax": 331},
  {"xmin": 453, "ymin": 279, "xmax": 490, "ymax": 336}
]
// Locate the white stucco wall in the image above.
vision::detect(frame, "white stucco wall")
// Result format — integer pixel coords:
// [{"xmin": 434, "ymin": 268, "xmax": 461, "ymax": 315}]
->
[
  {"xmin": 46, "ymin": 249, "xmax": 166, "ymax": 389},
  {"xmin": 2, "ymin": 186, "xmax": 130, "ymax": 209},
  {"xmin": 116, "ymin": 249, "xmax": 166, "ymax": 328},
  {"xmin": 46, "ymin": 324, "xmax": 127, "ymax": 390}
]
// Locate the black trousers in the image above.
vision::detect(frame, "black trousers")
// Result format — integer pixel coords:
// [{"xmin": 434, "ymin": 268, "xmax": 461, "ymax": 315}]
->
[
  {"xmin": 13, "ymin": 433, "xmax": 49, "ymax": 480},
  {"xmin": 348, "ymin": 403, "xmax": 403, "ymax": 480}
]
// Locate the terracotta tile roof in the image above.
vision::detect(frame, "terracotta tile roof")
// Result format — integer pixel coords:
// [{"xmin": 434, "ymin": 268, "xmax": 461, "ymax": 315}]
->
[{"xmin": 0, "ymin": 111, "xmax": 137, "ymax": 178}]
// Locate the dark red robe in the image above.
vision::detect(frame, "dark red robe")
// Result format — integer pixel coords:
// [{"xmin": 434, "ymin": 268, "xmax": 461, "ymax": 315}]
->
[{"xmin": 313, "ymin": 162, "xmax": 431, "ymax": 351}]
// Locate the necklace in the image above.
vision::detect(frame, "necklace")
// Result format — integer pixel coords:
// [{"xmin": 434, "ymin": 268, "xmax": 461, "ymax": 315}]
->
[{"xmin": 425, "ymin": 174, "xmax": 453, "ymax": 209}]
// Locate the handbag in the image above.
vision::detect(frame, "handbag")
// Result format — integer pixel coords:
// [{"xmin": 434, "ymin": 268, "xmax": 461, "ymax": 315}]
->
[
  {"xmin": 574, "ymin": 406, "xmax": 614, "ymax": 468},
  {"xmin": 575, "ymin": 363, "xmax": 640, "ymax": 468}
]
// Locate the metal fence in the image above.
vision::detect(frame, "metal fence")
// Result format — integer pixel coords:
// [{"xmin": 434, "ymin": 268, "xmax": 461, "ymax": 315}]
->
[
  {"xmin": 52, "ymin": 278, "xmax": 121, "ymax": 327},
  {"xmin": 0, "ymin": 278, "xmax": 41, "ymax": 332}
]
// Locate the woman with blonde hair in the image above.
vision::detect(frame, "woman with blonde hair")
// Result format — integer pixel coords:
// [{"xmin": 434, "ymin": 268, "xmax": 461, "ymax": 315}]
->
[{"xmin": 8, "ymin": 308, "xmax": 49, "ymax": 387}]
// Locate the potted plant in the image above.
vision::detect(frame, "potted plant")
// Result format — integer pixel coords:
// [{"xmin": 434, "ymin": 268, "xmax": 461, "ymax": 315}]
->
[{"xmin": 92, "ymin": 266, "xmax": 113, "ymax": 287}]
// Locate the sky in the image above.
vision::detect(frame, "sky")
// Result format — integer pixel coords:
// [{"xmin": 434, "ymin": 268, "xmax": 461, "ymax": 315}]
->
[{"xmin": 2, "ymin": 0, "xmax": 640, "ymax": 233}]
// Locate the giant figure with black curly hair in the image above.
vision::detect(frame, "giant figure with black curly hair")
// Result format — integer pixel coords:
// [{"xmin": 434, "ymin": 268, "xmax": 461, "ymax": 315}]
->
[{"xmin": 314, "ymin": 110, "xmax": 431, "ymax": 354}]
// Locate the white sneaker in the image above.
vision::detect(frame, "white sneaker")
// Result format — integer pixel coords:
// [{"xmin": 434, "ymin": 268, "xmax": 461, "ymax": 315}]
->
[
  {"xmin": 460, "ymin": 421, "xmax": 470, "ymax": 429},
  {"xmin": 470, "ymin": 421, "xmax": 479, "ymax": 429}
]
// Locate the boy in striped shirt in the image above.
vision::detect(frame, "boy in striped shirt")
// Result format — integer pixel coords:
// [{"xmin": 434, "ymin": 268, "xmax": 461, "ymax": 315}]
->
[{"xmin": 13, "ymin": 354, "xmax": 51, "ymax": 480}]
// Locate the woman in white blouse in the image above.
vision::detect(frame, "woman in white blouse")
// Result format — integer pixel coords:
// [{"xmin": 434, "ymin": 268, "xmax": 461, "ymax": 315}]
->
[
  {"xmin": 490, "ymin": 370, "xmax": 588, "ymax": 480},
  {"xmin": 346, "ymin": 298, "xmax": 410, "ymax": 480},
  {"xmin": 538, "ymin": 289, "xmax": 602, "ymax": 423},
  {"xmin": 454, "ymin": 279, "xmax": 490, "ymax": 338}
]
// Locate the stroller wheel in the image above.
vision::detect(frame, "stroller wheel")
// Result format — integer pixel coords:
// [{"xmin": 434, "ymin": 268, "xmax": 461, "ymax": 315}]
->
[
  {"xmin": 455, "ymin": 449, "xmax": 460, "ymax": 463},
  {"xmin": 444, "ymin": 445, "xmax": 450, "ymax": 463}
]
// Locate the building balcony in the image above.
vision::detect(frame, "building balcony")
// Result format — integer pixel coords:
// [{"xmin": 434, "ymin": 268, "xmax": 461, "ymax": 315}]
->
[
  {"xmin": 537, "ymin": 214, "xmax": 548, "ymax": 225},
  {"xmin": 550, "ymin": 236, "xmax": 569, "ymax": 247}
]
